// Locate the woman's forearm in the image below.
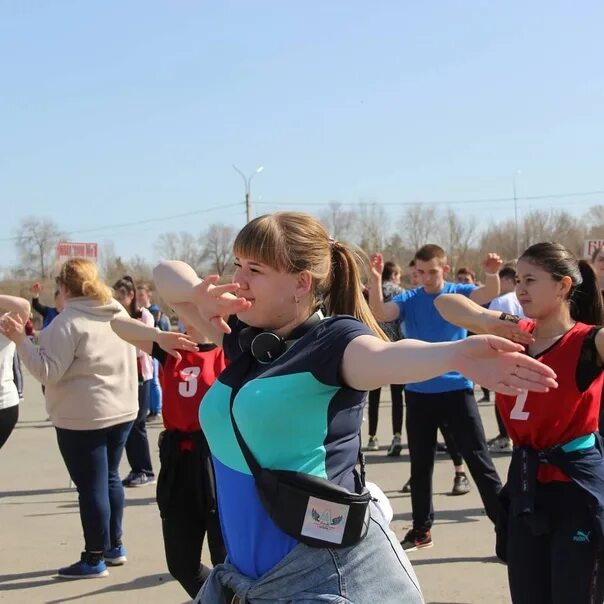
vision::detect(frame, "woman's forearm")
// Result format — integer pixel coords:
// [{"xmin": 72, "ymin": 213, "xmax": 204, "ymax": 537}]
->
[
  {"xmin": 434, "ymin": 294, "xmax": 497, "ymax": 333},
  {"xmin": 343, "ymin": 336, "xmax": 460, "ymax": 390},
  {"xmin": 111, "ymin": 316, "xmax": 160, "ymax": 344}
]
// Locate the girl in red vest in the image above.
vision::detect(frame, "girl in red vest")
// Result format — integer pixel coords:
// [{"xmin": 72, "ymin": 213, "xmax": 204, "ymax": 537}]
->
[
  {"xmin": 436, "ymin": 242, "xmax": 604, "ymax": 604},
  {"xmin": 111, "ymin": 316, "xmax": 227, "ymax": 598}
]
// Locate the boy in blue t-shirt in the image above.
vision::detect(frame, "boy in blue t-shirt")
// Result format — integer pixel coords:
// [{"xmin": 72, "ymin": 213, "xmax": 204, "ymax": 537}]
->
[{"xmin": 369, "ymin": 244, "xmax": 503, "ymax": 551}]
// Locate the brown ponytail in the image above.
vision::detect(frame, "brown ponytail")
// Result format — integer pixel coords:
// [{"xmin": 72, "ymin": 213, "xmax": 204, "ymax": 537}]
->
[
  {"xmin": 574, "ymin": 260, "xmax": 604, "ymax": 325},
  {"xmin": 328, "ymin": 242, "xmax": 388, "ymax": 340}
]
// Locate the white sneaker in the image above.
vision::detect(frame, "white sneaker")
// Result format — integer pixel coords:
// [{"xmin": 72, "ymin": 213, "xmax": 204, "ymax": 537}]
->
[
  {"xmin": 365, "ymin": 436, "xmax": 379, "ymax": 451},
  {"xmin": 488, "ymin": 436, "xmax": 512, "ymax": 453}
]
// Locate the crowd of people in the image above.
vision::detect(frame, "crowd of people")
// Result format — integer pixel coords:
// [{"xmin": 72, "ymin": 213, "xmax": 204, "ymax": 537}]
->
[{"xmin": 0, "ymin": 210, "xmax": 602, "ymax": 604}]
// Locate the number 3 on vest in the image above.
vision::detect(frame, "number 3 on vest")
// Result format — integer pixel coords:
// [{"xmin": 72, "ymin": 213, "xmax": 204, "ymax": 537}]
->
[
  {"xmin": 510, "ymin": 390, "xmax": 529, "ymax": 421},
  {"xmin": 179, "ymin": 366, "xmax": 201, "ymax": 398}
]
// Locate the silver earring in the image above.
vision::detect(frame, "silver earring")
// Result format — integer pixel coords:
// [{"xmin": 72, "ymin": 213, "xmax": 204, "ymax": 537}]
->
[{"xmin": 294, "ymin": 296, "xmax": 300, "ymax": 304}]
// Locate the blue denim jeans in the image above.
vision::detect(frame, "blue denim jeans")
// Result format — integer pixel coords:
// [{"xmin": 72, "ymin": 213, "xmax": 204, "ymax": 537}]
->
[
  {"xmin": 195, "ymin": 504, "xmax": 424, "ymax": 603},
  {"xmin": 149, "ymin": 358, "xmax": 162, "ymax": 415},
  {"xmin": 56, "ymin": 420, "xmax": 134, "ymax": 552}
]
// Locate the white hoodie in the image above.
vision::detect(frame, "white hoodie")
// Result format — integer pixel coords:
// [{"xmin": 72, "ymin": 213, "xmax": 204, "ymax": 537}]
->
[{"xmin": 17, "ymin": 297, "xmax": 138, "ymax": 430}]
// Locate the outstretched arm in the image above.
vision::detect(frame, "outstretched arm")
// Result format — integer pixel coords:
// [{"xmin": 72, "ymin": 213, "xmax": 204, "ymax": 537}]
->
[
  {"xmin": 434, "ymin": 294, "xmax": 533, "ymax": 345},
  {"xmin": 341, "ymin": 334, "xmax": 556, "ymax": 395},
  {"xmin": 111, "ymin": 314, "xmax": 198, "ymax": 360}
]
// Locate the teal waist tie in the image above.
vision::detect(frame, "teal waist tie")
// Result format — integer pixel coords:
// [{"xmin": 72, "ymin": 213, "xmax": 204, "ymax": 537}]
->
[{"xmin": 561, "ymin": 433, "xmax": 596, "ymax": 453}]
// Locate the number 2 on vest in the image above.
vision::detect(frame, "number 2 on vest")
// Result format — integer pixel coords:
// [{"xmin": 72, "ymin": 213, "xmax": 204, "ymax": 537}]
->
[
  {"xmin": 178, "ymin": 367, "xmax": 201, "ymax": 398},
  {"xmin": 510, "ymin": 390, "xmax": 529, "ymax": 421}
]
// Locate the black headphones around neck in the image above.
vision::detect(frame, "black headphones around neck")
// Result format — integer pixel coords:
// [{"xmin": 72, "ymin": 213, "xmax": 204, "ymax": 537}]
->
[{"xmin": 238, "ymin": 310, "xmax": 324, "ymax": 364}]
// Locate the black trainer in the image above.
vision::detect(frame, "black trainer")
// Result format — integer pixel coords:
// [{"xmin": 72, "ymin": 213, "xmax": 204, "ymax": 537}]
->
[{"xmin": 400, "ymin": 528, "xmax": 433, "ymax": 552}]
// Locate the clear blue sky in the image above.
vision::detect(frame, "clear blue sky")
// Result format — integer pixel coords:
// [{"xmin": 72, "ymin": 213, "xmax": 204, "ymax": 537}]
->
[{"xmin": 1, "ymin": 1, "xmax": 603, "ymax": 269}]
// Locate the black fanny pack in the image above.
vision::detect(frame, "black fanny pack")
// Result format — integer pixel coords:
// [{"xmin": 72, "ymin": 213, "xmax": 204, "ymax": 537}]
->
[{"xmin": 229, "ymin": 389, "xmax": 371, "ymax": 549}]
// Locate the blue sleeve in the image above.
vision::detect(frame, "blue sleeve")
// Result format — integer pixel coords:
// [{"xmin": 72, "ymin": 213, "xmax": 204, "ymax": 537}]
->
[
  {"xmin": 391, "ymin": 289, "xmax": 412, "ymax": 321},
  {"xmin": 309, "ymin": 316, "xmax": 374, "ymax": 387},
  {"xmin": 452, "ymin": 283, "xmax": 477, "ymax": 298}
]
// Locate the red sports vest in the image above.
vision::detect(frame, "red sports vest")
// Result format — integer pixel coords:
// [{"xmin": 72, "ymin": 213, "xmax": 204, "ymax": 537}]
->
[
  {"xmin": 497, "ymin": 321, "xmax": 603, "ymax": 483},
  {"xmin": 160, "ymin": 347, "xmax": 226, "ymax": 433}
]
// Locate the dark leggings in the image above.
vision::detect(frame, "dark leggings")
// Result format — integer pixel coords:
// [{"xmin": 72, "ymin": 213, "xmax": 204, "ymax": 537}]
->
[
  {"xmin": 125, "ymin": 380, "xmax": 154, "ymax": 476},
  {"xmin": 368, "ymin": 385, "xmax": 404, "ymax": 436},
  {"xmin": 157, "ymin": 431, "xmax": 226, "ymax": 598},
  {"xmin": 56, "ymin": 421, "xmax": 134, "ymax": 552},
  {"xmin": 0, "ymin": 405, "xmax": 19, "ymax": 449},
  {"xmin": 507, "ymin": 482, "xmax": 604, "ymax": 604}
]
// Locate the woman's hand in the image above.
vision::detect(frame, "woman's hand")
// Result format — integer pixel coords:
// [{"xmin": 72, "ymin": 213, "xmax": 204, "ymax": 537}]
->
[
  {"xmin": 155, "ymin": 331, "xmax": 199, "ymax": 361},
  {"xmin": 192, "ymin": 275, "xmax": 252, "ymax": 334},
  {"xmin": 455, "ymin": 335, "xmax": 557, "ymax": 395},
  {"xmin": 479, "ymin": 314, "xmax": 534, "ymax": 346},
  {"xmin": 0, "ymin": 312, "xmax": 26, "ymax": 346}
]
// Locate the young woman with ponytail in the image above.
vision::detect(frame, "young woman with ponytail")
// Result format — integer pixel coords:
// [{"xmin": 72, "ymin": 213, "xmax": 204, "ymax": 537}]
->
[
  {"xmin": 152, "ymin": 213, "xmax": 556, "ymax": 604},
  {"xmin": 113, "ymin": 276, "xmax": 156, "ymax": 487},
  {"xmin": 435, "ymin": 242, "xmax": 604, "ymax": 604}
]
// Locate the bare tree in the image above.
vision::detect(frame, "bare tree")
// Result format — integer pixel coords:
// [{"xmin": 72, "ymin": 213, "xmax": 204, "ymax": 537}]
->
[
  {"xmin": 15, "ymin": 217, "xmax": 63, "ymax": 278},
  {"xmin": 398, "ymin": 204, "xmax": 436, "ymax": 252},
  {"xmin": 479, "ymin": 219, "xmax": 521, "ymax": 262},
  {"xmin": 356, "ymin": 202, "xmax": 389, "ymax": 254},
  {"xmin": 127, "ymin": 255, "xmax": 154, "ymax": 283},
  {"xmin": 521, "ymin": 209, "xmax": 584, "ymax": 256},
  {"xmin": 382, "ymin": 234, "xmax": 412, "ymax": 268},
  {"xmin": 442, "ymin": 208, "xmax": 477, "ymax": 270},
  {"xmin": 319, "ymin": 202, "xmax": 358, "ymax": 242},
  {"xmin": 155, "ymin": 231, "xmax": 204, "ymax": 273},
  {"xmin": 200, "ymin": 223, "xmax": 237, "ymax": 275},
  {"xmin": 583, "ymin": 204, "xmax": 604, "ymax": 239},
  {"xmin": 99, "ymin": 242, "xmax": 129, "ymax": 285}
]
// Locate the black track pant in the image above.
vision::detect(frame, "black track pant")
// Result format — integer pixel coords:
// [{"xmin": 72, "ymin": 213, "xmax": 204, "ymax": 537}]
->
[
  {"xmin": 405, "ymin": 388, "xmax": 502, "ymax": 531},
  {"xmin": 368, "ymin": 384, "xmax": 404, "ymax": 436},
  {"xmin": 157, "ymin": 430, "xmax": 226, "ymax": 599},
  {"xmin": 0, "ymin": 405, "xmax": 18, "ymax": 449},
  {"xmin": 495, "ymin": 405, "xmax": 509, "ymax": 439},
  {"xmin": 507, "ymin": 481, "xmax": 604, "ymax": 604}
]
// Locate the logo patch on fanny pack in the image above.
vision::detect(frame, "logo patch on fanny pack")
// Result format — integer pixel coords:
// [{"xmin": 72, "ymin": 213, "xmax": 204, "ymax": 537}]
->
[{"xmin": 301, "ymin": 496, "xmax": 349, "ymax": 544}]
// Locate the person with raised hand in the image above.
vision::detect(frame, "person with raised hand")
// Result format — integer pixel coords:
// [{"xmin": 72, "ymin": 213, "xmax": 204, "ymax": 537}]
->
[
  {"xmin": 368, "ymin": 245, "xmax": 505, "ymax": 551},
  {"xmin": 435, "ymin": 242, "xmax": 604, "ymax": 604},
  {"xmin": 31, "ymin": 281, "xmax": 63, "ymax": 328},
  {"xmin": 153, "ymin": 212, "xmax": 556, "ymax": 604}
]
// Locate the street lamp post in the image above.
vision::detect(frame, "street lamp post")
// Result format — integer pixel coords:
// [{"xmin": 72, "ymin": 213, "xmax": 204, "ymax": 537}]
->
[{"xmin": 233, "ymin": 165, "xmax": 264, "ymax": 223}]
